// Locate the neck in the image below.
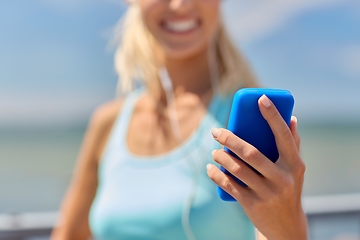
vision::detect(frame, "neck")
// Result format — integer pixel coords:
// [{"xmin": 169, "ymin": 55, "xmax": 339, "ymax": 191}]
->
[{"xmin": 162, "ymin": 48, "xmax": 212, "ymax": 95}]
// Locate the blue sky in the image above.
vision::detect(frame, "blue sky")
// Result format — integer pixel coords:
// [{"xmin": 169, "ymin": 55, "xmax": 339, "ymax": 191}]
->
[{"xmin": 0, "ymin": 0, "xmax": 359, "ymax": 127}]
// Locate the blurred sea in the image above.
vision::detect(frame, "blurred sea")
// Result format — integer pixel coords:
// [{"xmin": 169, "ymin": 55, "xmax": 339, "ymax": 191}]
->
[{"xmin": 1, "ymin": 123, "xmax": 360, "ymax": 214}]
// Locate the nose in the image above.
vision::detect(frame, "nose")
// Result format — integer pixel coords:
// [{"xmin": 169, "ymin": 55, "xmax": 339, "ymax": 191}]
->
[{"xmin": 169, "ymin": 0, "xmax": 194, "ymax": 13}]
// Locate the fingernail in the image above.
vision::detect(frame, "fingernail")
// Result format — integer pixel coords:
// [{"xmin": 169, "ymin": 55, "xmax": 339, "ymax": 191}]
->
[
  {"xmin": 206, "ymin": 163, "xmax": 213, "ymax": 171},
  {"xmin": 212, "ymin": 150, "xmax": 216, "ymax": 156},
  {"xmin": 260, "ymin": 94, "xmax": 271, "ymax": 108},
  {"xmin": 292, "ymin": 116, "xmax": 298, "ymax": 123},
  {"xmin": 211, "ymin": 128, "xmax": 221, "ymax": 139}
]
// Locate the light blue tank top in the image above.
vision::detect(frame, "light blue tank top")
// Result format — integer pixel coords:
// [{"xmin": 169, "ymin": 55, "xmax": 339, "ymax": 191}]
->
[{"xmin": 89, "ymin": 88, "xmax": 255, "ymax": 240}]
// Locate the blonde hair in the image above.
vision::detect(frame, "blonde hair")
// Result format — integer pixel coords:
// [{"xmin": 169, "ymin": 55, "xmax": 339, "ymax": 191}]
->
[{"xmin": 114, "ymin": 3, "xmax": 259, "ymax": 96}]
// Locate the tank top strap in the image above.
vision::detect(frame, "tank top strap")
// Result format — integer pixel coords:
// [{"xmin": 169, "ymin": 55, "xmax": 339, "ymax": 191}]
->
[
  {"xmin": 113, "ymin": 87, "xmax": 145, "ymax": 142},
  {"xmin": 99, "ymin": 87, "xmax": 145, "ymax": 162}
]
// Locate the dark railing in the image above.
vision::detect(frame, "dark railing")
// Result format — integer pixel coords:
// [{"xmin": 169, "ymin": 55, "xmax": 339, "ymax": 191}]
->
[
  {"xmin": 0, "ymin": 212, "xmax": 56, "ymax": 240},
  {"xmin": 304, "ymin": 194, "xmax": 360, "ymax": 240},
  {"xmin": 2, "ymin": 194, "xmax": 360, "ymax": 240},
  {"xmin": 0, "ymin": 229, "xmax": 52, "ymax": 240}
]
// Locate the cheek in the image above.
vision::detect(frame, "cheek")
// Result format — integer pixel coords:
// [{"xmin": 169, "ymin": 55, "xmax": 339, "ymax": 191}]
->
[
  {"xmin": 200, "ymin": 1, "xmax": 221, "ymax": 37},
  {"xmin": 139, "ymin": 0, "xmax": 163, "ymax": 32}
]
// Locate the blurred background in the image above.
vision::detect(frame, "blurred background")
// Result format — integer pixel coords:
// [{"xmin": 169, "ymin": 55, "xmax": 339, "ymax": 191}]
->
[{"xmin": 0, "ymin": 0, "xmax": 359, "ymax": 239}]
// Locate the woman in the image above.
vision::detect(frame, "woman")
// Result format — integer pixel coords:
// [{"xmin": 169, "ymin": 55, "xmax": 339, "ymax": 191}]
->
[{"xmin": 51, "ymin": 0, "xmax": 307, "ymax": 239}]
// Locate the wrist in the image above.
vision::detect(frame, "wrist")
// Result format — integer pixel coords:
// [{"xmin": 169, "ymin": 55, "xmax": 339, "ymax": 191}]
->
[{"xmin": 266, "ymin": 208, "xmax": 308, "ymax": 240}]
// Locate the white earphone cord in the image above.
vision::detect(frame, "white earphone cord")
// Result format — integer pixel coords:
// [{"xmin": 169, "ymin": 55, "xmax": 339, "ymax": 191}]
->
[
  {"xmin": 158, "ymin": 67, "xmax": 184, "ymax": 143},
  {"xmin": 157, "ymin": 38, "xmax": 220, "ymax": 240}
]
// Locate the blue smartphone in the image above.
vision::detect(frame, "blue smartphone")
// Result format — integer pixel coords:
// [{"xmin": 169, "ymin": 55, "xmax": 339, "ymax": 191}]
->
[{"xmin": 217, "ymin": 88, "xmax": 294, "ymax": 201}]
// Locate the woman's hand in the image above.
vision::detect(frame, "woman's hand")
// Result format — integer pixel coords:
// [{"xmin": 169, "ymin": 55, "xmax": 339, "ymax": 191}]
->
[{"xmin": 207, "ymin": 94, "xmax": 308, "ymax": 240}]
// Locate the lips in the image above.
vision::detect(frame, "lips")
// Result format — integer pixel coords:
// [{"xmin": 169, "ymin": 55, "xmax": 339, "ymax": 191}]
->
[{"xmin": 162, "ymin": 19, "xmax": 200, "ymax": 33}]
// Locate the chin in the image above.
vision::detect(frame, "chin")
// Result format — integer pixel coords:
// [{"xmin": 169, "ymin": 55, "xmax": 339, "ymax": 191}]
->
[{"xmin": 161, "ymin": 40, "xmax": 208, "ymax": 60}]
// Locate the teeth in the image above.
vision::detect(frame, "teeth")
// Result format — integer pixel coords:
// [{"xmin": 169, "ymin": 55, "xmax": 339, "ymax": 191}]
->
[{"xmin": 165, "ymin": 20, "xmax": 198, "ymax": 32}]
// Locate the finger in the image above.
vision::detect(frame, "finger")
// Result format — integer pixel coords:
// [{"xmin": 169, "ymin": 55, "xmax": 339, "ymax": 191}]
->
[
  {"xmin": 206, "ymin": 163, "xmax": 251, "ymax": 204},
  {"xmin": 211, "ymin": 128, "xmax": 279, "ymax": 180},
  {"xmin": 212, "ymin": 149, "xmax": 266, "ymax": 191},
  {"xmin": 258, "ymin": 95, "xmax": 299, "ymax": 163},
  {"xmin": 288, "ymin": 116, "xmax": 306, "ymax": 176},
  {"xmin": 289, "ymin": 116, "xmax": 300, "ymax": 152}
]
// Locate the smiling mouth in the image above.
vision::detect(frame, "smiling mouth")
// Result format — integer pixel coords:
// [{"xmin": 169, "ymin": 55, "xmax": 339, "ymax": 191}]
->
[{"xmin": 162, "ymin": 19, "xmax": 200, "ymax": 34}]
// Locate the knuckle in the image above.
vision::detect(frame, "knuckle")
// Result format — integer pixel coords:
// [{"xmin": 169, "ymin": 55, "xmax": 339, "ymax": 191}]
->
[
  {"xmin": 235, "ymin": 191, "xmax": 247, "ymax": 203},
  {"xmin": 243, "ymin": 147, "xmax": 261, "ymax": 166},
  {"xmin": 243, "ymin": 147, "xmax": 258, "ymax": 161},
  {"xmin": 232, "ymin": 163, "xmax": 243, "ymax": 176},
  {"xmin": 222, "ymin": 178, "xmax": 233, "ymax": 190},
  {"xmin": 219, "ymin": 131, "xmax": 230, "ymax": 146},
  {"xmin": 282, "ymin": 126, "xmax": 293, "ymax": 142},
  {"xmin": 212, "ymin": 150, "xmax": 220, "ymax": 163},
  {"xmin": 295, "ymin": 159, "xmax": 306, "ymax": 176}
]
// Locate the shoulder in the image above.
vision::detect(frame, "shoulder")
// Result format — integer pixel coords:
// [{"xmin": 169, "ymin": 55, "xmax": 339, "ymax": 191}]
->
[
  {"xmin": 87, "ymin": 99, "xmax": 125, "ymax": 162},
  {"xmin": 89, "ymin": 99, "xmax": 124, "ymax": 131}
]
